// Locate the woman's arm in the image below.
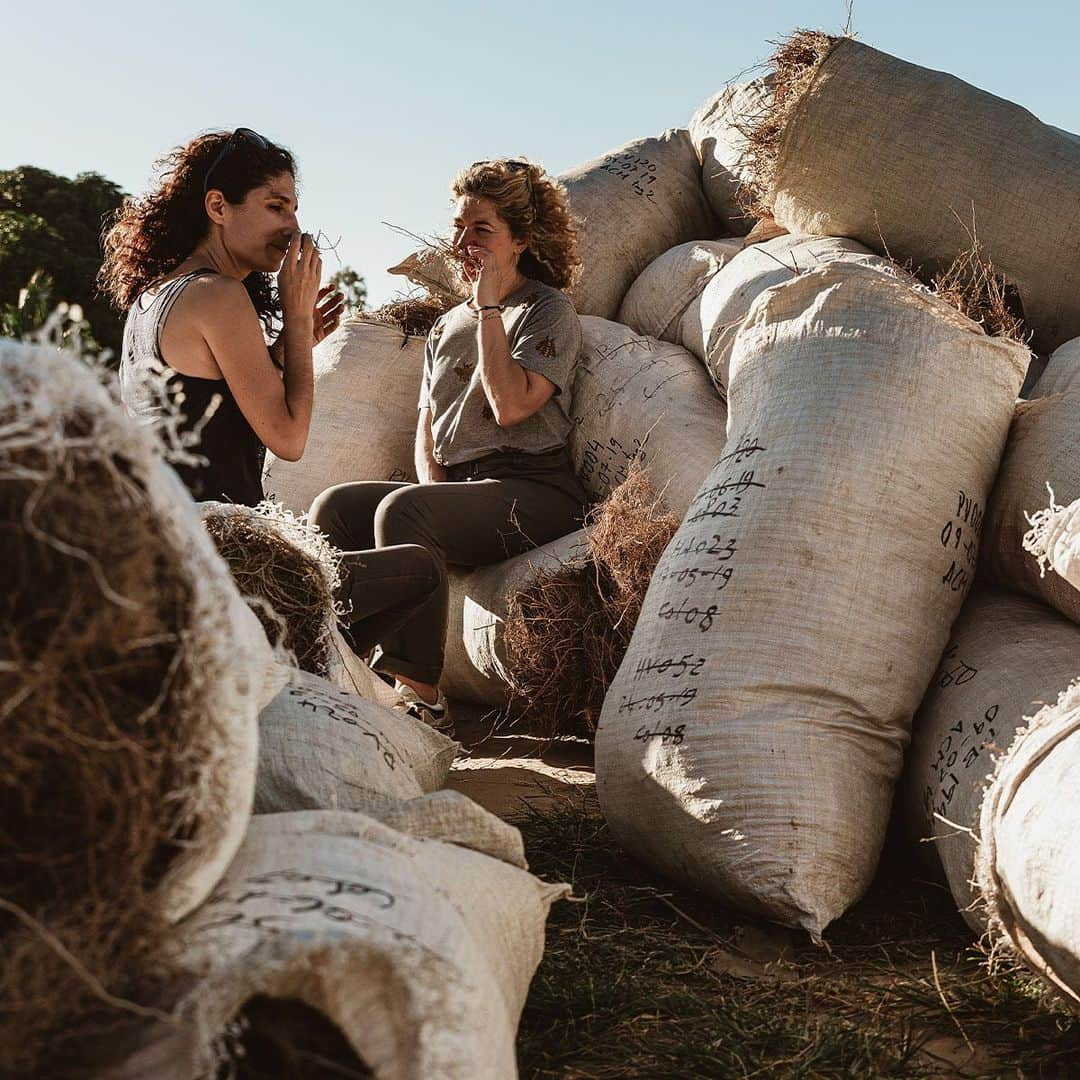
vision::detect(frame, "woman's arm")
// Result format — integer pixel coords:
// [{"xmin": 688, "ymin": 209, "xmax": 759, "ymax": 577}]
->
[
  {"xmin": 477, "ymin": 311, "xmax": 558, "ymax": 427},
  {"xmin": 198, "ymin": 233, "xmax": 322, "ymax": 460},
  {"xmin": 415, "ymin": 408, "xmax": 448, "ymax": 483}
]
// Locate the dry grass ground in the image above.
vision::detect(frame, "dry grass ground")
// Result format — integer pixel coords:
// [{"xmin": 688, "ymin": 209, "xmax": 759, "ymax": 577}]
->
[{"xmin": 447, "ymin": 718, "xmax": 1078, "ymax": 1080}]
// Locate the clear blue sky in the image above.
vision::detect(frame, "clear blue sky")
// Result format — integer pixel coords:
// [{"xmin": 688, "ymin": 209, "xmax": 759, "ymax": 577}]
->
[{"xmin": 5, "ymin": 1, "xmax": 1078, "ymax": 307}]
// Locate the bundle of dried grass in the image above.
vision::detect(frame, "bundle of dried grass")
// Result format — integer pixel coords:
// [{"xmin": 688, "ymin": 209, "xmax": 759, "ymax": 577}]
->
[
  {"xmin": 0, "ymin": 336, "xmax": 274, "ymax": 1075},
  {"xmin": 200, "ymin": 501, "xmax": 342, "ymax": 677},
  {"xmin": 504, "ymin": 467, "xmax": 678, "ymax": 738},
  {"xmin": 932, "ymin": 240, "xmax": 1029, "ymax": 343},
  {"xmin": 738, "ymin": 29, "xmax": 837, "ymax": 218},
  {"xmin": 361, "ymin": 291, "xmax": 456, "ymax": 338}
]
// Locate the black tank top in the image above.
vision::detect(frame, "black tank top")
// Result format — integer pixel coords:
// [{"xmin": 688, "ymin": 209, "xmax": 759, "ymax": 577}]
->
[{"xmin": 119, "ymin": 269, "xmax": 265, "ymax": 506}]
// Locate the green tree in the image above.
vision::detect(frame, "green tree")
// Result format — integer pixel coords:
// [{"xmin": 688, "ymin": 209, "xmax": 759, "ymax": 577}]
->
[
  {"xmin": 0, "ymin": 166, "xmax": 125, "ymax": 353},
  {"xmin": 329, "ymin": 265, "xmax": 367, "ymax": 311}
]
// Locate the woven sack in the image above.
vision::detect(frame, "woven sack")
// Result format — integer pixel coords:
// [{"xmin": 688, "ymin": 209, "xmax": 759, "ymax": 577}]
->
[
  {"xmin": 115, "ymin": 809, "xmax": 568, "ymax": 1079},
  {"xmin": 570, "ymin": 317, "xmax": 728, "ymax": 516},
  {"xmin": 595, "ymin": 263, "xmax": 1027, "ymax": 936},
  {"xmin": 263, "ymin": 318, "xmax": 424, "ymax": 515},
  {"xmin": 978, "ymin": 681, "xmax": 1080, "ymax": 1008},
  {"xmin": 757, "ymin": 35, "xmax": 1080, "ymax": 353},
  {"xmin": 616, "ymin": 239, "xmax": 742, "ymax": 362},
  {"xmin": 689, "ymin": 77, "xmax": 775, "ymax": 234},
  {"xmin": 899, "ymin": 588, "xmax": 1080, "ymax": 932},
  {"xmin": 698, "ymin": 232, "xmax": 892, "ymax": 397}
]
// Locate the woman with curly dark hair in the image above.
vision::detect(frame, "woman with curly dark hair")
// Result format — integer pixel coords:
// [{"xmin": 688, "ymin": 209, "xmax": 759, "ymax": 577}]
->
[
  {"xmin": 100, "ymin": 127, "xmax": 341, "ymax": 505},
  {"xmin": 310, "ymin": 159, "xmax": 586, "ymax": 733}
]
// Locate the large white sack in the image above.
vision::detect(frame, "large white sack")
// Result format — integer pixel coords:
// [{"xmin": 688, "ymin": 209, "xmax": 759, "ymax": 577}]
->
[
  {"xmin": 391, "ymin": 130, "xmax": 716, "ymax": 321},
  {"xmin": 978, "ymin": 681, "xmax": 1080, "ymax": 1008},
  {"xmin": 117, "ymin": 810, "xmax": 568, "ymax": 1079},
  {"xmin": 689, "ymin": 77, "xmax": 775, "ymax": 234},
  {"xmin": 981, "ymin": 349, "xmax": 1080, "ymax": 624},
  {"xmin": 0, "ymin": 338, "xmax": 285, "ymax": 926},
  {"xmin": 596, "ymin": 263, "xmax": 1027, "ymax": 937},
  {"xmin": 698, "ymin": 233, "xmax": 894, "ymax": 397},
  {"xmin": 571, "ymin": 318, "xmax": 728, "ymax": 515},
  {"xmin": 616, "ymin": 239, "xmax": 742, "ymax": 360},
  {"xmin": 441, "ymin": 529, "xmax": 590, "ymax": 706},
  {"xmin": 1033, "ymin": 337, "xmax": 1080, "ymax": 398},
  {"xmin": 255, "ymin": 668, "xmax": 458, "ymax": 812},
  {"xmin": 263, "ymin": 318, "xmax": 424, "ymax": 515},
  {"xmin": 899, "ymin": 588, "xmax": 1080, "ymax": 932},
  {"xmin": 755, "ymin": 35, "xmax": 1080, "ymax": 354}
]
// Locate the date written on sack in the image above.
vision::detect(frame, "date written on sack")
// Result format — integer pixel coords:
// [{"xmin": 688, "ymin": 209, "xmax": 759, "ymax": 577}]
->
[
  {"xmin": 290, "ymin": 689, "xmax": 398, "ymax": 770},
  {"xmin": 940, "ymin": 490, "xmax": 983, "ymax": 593},
  {"xmin": 599, "ymin": 153, "xmax": 659, "ymax": 199},
  {"xmin": 578, "ymin": 435, "xmax": 643, "ymax": 494},
  {"xmin": 932, "ymin": 642, "xmax": 979, "ymax": 689},
  {"xmin": 633, "ymin": 723, "xmax": 687, "ymax": 746},
  {"xmin": 632, "ymin": 653, "xmax": 706, "ymax": 681},
  {"xmin": 618, "ymin": 687, "xmax": 698, "ymax": 714}
]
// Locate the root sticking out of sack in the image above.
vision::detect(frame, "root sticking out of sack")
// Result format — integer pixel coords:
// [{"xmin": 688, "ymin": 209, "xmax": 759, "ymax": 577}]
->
[
  {"xmin": 932, "ymin": 239, "xmax": 1029, "ymax": 343},
  {"xmin": 200, "ymin": 501, "xmax": 342, "ymax": 677},
  {"xmin": 361, "ymin": 292, "xmax": 456, "ymax": 337},
  {"xmin": 504, "ymin": 467, "xmax": 678, "ymax": 739}
]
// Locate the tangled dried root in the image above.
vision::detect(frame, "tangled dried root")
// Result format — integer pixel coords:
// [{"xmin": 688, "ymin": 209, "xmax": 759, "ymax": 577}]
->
[
  {"xmin": 504, "ymin": 467, "xmax": 678, "ymax": 739},
  {"xmin": 738, "ymin": 30, "xmax": 837, "ymax": 218},
  {"xmin": 932, "ymin": 240, "xmax": 1029, "ymax": 343},
  {"xmin": 360, "ymin": 292, "xmax": 457, "ymax": 338},
  {"xmin": 201, "ymin": 501, "xmax": 342, "ymax": 677}
]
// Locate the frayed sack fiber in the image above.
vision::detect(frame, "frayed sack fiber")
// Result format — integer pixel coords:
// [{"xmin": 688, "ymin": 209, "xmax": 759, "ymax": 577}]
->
[
  {"xmin": 981, "ymin": 351, "xmax": 1080, "ymax": 625},
  {"xmin": 263, "ymin": 317, "xmax": 426, "ymax": 514},
  {"xmin": 199, "ymin": 501, "xmax": 398, "ymax": 707},
  {"xmin": 441, "ymin": 530, "xmax": 591, "ymax": 707},
  {"xmin": 977, "ymin": 681, "xmax": 1080, "ymax": 1009},
  {"xmin": 595, "ymin": 263, "xmax": 1028, "ymax": 938},
  {"xmin": 570, "ymin": 318, "xmax": 728, "ymax": 516},
  {"xmin": 698, "ymin": 233, "xmax": 895, "ymax": 397},
  {"xmin": 748, "ymin": 33, "xmax": 1080, "ymax": 354},
  {"xmin": 0, "ymin": 338, "xmax": 284, "ymax": 929},
  {"xmin": 392, "ymin": 130, "xmax": 715, "ymax": 320},
  {"xmin": 689, "ymin": 77, "xmax": 775, "ymax": 235},
  {"xmin": 503, "ymin": 468, "xmax": 679, "ymax": 739},
  {"xmin": 256, "ymin": 669, "xmax": 457, "ymax": 813},
  {"xmin": 897, "ymin": 587, "xmax": 1080, "ymax": 934},
  {"xmin": 114, "ymin": 810, "xmax": 568, "ymax": 1080},
  {"xmin": 616, "ymin": 238, "xmax": 743, "ymax": 363}
]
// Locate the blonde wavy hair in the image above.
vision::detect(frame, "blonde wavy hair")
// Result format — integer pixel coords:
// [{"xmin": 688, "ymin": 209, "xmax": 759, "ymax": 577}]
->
[{"xmin": 451, "ymin": 159, "xmax": 581, "ymax": 291}]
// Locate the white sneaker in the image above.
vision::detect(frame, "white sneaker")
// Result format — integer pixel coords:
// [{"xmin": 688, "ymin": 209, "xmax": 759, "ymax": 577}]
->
[{"xmin": 393, "ymin": 682, "xmax": 453, "ymax": 736}]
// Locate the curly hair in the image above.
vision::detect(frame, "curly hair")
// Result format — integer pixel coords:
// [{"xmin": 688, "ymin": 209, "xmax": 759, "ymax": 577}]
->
[
  {"xmin": 98, "ymin": 131, "xmax": 296, "ymax": 334},
  {"xmin": 451, "ymin": 159, "xmax": 581, "ymax": 291}
]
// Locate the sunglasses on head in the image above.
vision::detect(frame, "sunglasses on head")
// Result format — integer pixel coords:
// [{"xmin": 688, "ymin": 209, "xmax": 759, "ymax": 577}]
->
[
  {"xmin": 203, "ymin": 127, "xmax": 271, "ymax": 194},
  {"xmin": 471, "ymin": 158, "xmax": 531, "ymax": 174}
]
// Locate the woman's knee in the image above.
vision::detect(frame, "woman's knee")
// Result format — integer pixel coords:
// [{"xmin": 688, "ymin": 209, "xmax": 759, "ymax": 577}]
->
[
  {"xmin": 309, "ymin": 481, "xmax": 391, "ymax": 549},
  {"xmin": 374, "ymin": 485, "xmax": 437, "ymax": 547}
]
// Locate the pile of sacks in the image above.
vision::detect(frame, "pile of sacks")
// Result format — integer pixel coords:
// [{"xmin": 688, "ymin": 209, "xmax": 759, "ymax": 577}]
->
[
  {"xmin": 0, "ymin": 338, "xmax": 566, "ymax": 1078},
  {"xmin": 266, "ymin": 27, "xmax": 1080, "ymax": 1009}
]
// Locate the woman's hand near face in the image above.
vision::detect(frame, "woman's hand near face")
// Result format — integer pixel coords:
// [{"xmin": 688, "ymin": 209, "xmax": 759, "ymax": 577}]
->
[
  {"xmin": 313, "ymin": 285, "xmax": 345, "ymax": 345},
  {"xmin": 472, "ymin": 248, "xmax": 502, "ymax": 308},
  {"xmin": 277, "ymin": 232, "xmax": 322, "ymax": 322}
]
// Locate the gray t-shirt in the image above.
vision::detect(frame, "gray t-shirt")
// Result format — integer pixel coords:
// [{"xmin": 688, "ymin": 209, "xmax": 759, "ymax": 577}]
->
[{"xmin": 418, "ymin": 279, "xmax": 582, "ymax": 466}]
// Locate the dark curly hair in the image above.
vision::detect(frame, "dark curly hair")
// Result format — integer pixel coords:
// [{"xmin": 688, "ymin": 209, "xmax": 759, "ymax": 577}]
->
[
  {"xmin": 98, "ymin": 131, "xmax": 296, "ymax": 334},
  {"xmin": 451, "ymin": 159, "xmax": 581, "ymax": 290}
]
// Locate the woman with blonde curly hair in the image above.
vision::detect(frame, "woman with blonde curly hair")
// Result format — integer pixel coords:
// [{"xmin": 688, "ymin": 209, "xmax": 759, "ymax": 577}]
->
[{"xmin": 311, "ymin": 158, "xmax": 586, "ymax": 732}]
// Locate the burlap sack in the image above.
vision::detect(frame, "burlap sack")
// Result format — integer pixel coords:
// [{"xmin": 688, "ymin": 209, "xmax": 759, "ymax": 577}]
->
[
  {"xmin": 571, "ymin": 317, "xmax": 728, "ymax": 516},
  {"xmin": 391, "ymin": 130, "xmax": 715, "ymax": 320},
  {"xmin": 595, "ymin": 263, "xmax": 1027, "ymax": 937},
  {"xmin": 899, "ymin": 588, "xmax": 1080, "ymax": 932},
  {"xmin": 117, "ymin": 810, "xmax": 568, "ymax": 1079},
  {"xmin": 756, "ymin": 35, "xmax": 1080, "ymax": 353},
  {"xmin": 978, "ymin": 681, "xmax": 1080, "ymax": 1008},
  {"xmin": 263, "ymin": 317, "xmax": 424, "ymax": 515},
  {"xmin": 1034, "ymin": 336, "xmax": 1080, "ymax": 398},
  {"xmin": 981, "ymin": 348, "xmax": 1080, "ymax": 624},
  {"xmin": 441, "ymin": 529, "xmax": 590, "ymax": 706},
  {"xmin": 616, "ymin": 239, "xmax": 742, "ymax": 362},
  {"xmin": 256, "ymin": 669, "xmax": 458, "ymax": 812},
  {"xmin": 689, "ymin": 77, "xmax": 775, "ymax": 234},
  {"xmin": 698, "ymin": 233, "xmax": 892, "ymax": 397}
]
